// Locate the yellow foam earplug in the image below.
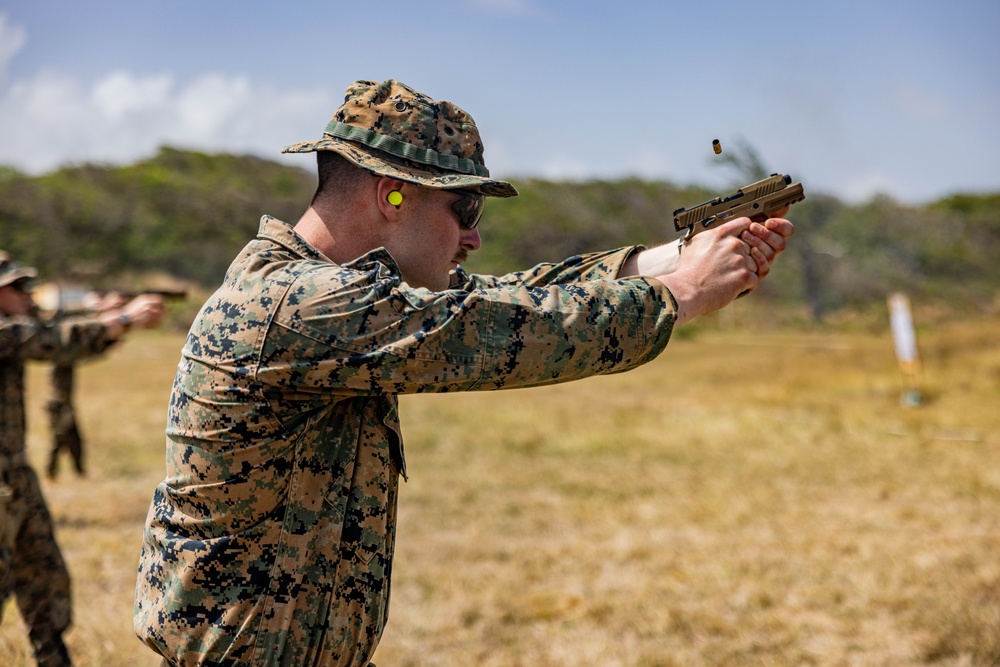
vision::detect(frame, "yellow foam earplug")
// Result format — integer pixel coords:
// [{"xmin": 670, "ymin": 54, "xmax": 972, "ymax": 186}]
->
[{"xmin": 387, "ymin": 191, "xmax": 403, "ymax": 207}]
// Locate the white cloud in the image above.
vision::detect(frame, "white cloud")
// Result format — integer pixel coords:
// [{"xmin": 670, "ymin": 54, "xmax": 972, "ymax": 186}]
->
[
  {"xmin": 0, "ymin": 14, "xmax": 27, "ymax": 84},
  {"xmin": 91, "ymin": 71, "xmax": 173, "ymax": 120},
  {"xmin": 0, "ymin": 64, "xmax": 338, "ymax": 173},
  {"xmin": 0, "ymin": 12, "xmax": 345, "ymax": 173}
]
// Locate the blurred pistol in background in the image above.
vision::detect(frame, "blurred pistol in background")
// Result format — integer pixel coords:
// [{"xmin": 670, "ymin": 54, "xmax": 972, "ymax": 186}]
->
[
  {"xmin": 111, "ymin": 288, "xmax": 188, "ymax": 302},
  {"xmin": 673, "ymin": 173, "xmax": 805, "ymax": 240}
]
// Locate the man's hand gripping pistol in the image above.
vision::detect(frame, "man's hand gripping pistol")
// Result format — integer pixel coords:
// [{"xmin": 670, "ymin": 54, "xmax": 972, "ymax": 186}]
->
[{"xmin": 672, "ymin": 173, "xmax": 805, "ymax": 240}]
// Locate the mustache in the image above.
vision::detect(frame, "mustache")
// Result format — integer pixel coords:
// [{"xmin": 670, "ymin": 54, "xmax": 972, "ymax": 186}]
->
[{"xmin": 453, "ymin": 250, "xmax": 469, "ymax": 264}]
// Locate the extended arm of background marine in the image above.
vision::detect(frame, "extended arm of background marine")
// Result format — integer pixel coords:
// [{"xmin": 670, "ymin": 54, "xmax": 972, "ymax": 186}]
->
[
  {"xmin": 673, "ymin": 173, "xmax": 805, "ymax": 240},
  {"xmin": 42, "ymin": 288, "xmax": 185, "ymax": 479}
]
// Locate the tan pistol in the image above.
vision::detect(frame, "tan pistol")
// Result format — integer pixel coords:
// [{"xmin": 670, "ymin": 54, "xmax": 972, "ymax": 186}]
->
[{"xmin": 673, "ymin": 173, "xmax": 805, "ymax": 239}]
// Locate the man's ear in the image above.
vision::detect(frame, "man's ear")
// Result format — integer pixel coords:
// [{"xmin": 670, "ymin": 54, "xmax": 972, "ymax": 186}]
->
[{"xmin": 375, "ymin": 178, "xmax": 407, "ymax": 222}]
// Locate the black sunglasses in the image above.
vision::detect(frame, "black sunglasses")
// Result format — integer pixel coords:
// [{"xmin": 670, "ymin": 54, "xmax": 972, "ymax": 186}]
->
[
  {"xmin": 7, "ymin": 280, "xmax": 32, "ymax": 293},
  {"xmin": 449, "ymin": 188, "xmax": 485, "ymax": 230}
]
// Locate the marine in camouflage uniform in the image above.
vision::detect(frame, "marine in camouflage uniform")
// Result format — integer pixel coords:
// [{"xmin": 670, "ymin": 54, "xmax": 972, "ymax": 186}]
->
[
  {"xmin": 0, "ymin": 256, "xmax": 112, "ymax": 667},
  {"xmin": 134, "ymin": 79, "xmax": 794, "ymax": 667},
  {"xmin": 1, "ymin": 255, "xmax": 166, "ymax": 667}
]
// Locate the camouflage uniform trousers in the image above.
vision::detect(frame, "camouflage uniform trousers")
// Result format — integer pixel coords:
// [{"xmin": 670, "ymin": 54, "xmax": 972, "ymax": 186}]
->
[
  {"xmin": 45, "ymin": 362, "xmax": 86, "ymax": 479},
  {"xmin": 0, "ymin": 455, "xmax": 73, "ymax": 667}
]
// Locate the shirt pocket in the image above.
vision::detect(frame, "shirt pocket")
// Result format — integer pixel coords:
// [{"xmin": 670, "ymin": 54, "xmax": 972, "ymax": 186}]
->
[{"xmin": 332, "ymin": 398, "xmax": 403, "ymax": 566}]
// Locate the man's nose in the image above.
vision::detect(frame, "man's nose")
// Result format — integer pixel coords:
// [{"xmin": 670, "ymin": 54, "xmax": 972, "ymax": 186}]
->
[{"xmin": 461, "ymin": 227, "xmax": 482, "ymax": 252}]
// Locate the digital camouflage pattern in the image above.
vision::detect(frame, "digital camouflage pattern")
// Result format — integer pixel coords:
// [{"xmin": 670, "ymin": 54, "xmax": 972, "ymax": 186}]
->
[
  {"xmin": 135, "ymin": 215, "xmax": 678, "ymax": 666},
  {"xmin": 0, "ymin": 312, "xmax": 117, "ymax": 666},
  {"xmin": 0, "ymin": 462, "xmax": 72, "ymax": 667},
  {"xmin": 46, "ymin": 361, "xmax": 86, "ymax": 478},
  {"xmin": 282, "ymin": 79, "xmax": 517, "ymax": 198}
]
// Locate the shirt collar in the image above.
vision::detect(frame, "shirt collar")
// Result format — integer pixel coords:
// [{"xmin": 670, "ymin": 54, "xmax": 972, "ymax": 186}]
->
[{"xmin": 255, "ymin": 215, "xmax": 402, "ymax": 277}]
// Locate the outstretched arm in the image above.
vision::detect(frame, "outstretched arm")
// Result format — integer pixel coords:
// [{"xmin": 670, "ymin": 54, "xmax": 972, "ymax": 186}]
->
[{"xmin": 95, "ymin": 293, "xmax": 167, "ymax": 341}]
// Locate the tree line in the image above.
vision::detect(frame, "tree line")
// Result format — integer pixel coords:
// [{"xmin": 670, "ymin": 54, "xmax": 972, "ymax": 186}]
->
[{"xmin": 1, "ymin": 147, "xmax": 997, "ymax": 322}]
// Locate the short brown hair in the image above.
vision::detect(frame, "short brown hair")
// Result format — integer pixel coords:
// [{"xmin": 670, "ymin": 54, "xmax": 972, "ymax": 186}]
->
[{"xmin": 312, "ymin": 151, "xmax": 370, "ymax": 205}]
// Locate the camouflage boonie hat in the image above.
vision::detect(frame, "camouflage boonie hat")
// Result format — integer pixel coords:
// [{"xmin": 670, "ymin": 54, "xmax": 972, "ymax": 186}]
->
[
  {"xmin": 0, "ymin": 251, "xmax": 37, "ymax": 288},
  {"xmin": 282, "ymin": 79, "xmax": 517, "ymax": 198}
]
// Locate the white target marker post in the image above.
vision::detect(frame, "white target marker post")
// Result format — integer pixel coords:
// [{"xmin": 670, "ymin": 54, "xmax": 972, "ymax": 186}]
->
[{"xmin": 887, "ymin": 292, "xmax": 923, "ymax": 406}]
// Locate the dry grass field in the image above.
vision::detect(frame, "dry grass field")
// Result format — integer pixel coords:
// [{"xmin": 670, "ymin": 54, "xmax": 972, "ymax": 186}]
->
[{"xmin": 2, "ymin": 308, "xmax": 998, "ymax": 666}]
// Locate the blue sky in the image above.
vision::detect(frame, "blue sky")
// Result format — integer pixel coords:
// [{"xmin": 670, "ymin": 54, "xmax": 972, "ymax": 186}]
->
[{"xmin": 1, "ymin": 0, "xmax": 997, "ymax": 204}]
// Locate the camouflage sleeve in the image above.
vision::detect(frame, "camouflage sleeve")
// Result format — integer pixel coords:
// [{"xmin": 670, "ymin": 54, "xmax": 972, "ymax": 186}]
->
[
  {"xmin": 262, "ymin": 259, "xmax": 677, "ymax": 396},
  {"xmin": 451, "ymin": 246, "xmax": 640, "ymax": 291},
  {"xmin": 0, "ymin": 316, "xmax": 115, "ymax": 364}
]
